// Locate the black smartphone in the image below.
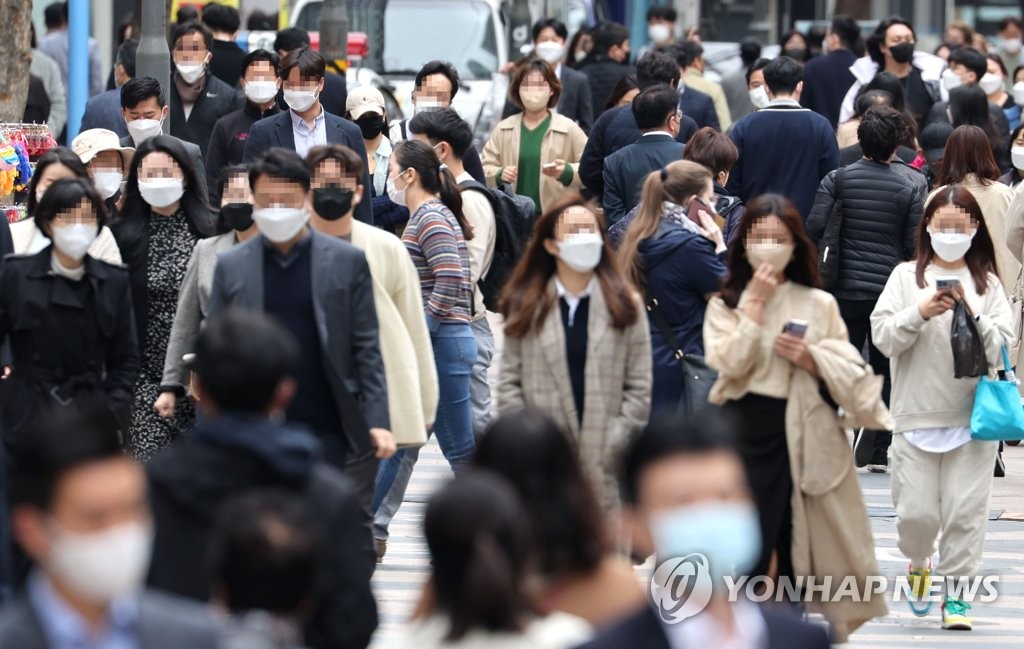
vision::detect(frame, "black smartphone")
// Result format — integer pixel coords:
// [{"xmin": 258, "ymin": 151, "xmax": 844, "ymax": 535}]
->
[
  {"xmin": 936, "ymin": 277, "xmax": 961, "ymax": 294},
  {"xmin": 782, "ymin": 319, "xmax": 809, "ymax": 339}
]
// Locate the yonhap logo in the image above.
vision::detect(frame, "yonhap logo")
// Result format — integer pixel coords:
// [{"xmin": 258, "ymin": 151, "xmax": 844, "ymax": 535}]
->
[{"xmin": 650, "ymin": 553, "xmax": 714, "ymax": 623}]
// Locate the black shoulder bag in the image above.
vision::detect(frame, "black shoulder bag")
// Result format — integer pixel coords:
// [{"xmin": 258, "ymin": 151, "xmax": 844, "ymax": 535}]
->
[{"xmin": 646, "ymin": 294, "xmax": 718, "ymax": 416}]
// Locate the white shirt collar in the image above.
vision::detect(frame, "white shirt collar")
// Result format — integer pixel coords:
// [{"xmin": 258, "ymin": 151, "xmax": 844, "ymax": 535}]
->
[
  {"xmin": 643, "ymin": 130, "xmax": 674, "ymax": 138},
  {"xmin": 554, "ymin": 276, "xmax": 596, "ymax": 327},
  {"xmin": 661, "ymin": 600, "xmax": 768, "ymax": 649},
  {"xmin": 766, "ymin": 97, "xmax": 801, "ymax": 107}
]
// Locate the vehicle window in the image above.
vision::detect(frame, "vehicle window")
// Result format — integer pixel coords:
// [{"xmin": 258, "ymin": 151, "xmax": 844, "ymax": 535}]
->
[{"xmin": 382, "ymin": 0, "xmax": 498, "ymax": 80}]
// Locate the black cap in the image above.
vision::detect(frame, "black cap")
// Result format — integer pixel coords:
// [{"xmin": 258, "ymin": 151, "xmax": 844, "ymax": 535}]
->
[{"xmin": 920, "ymin": 121, "xmax": 953, "ymax": 165}]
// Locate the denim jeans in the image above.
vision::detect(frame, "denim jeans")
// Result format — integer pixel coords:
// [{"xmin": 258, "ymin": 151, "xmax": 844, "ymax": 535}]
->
[
  {"xmin": 372, "ymin": 329, "xmax": 477, "ymax": 541},
  {"xmin": 469, "ymin": 317, "xmax": 494, "ymax": 437}
]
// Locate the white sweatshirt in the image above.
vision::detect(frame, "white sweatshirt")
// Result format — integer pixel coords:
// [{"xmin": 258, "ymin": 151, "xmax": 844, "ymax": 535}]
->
[{"xmin": 871, "ymin": 262, "xmax": 1014, "ymax": 433}]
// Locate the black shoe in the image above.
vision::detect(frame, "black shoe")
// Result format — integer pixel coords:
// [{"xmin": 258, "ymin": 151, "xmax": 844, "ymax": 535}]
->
[
  {"xmin": 867, "ymin": 449, "xmax": 889, "ymax": 474},
  {"xmin": 995, "ymin": 453, "xmax": 1006, "ymax": 478},
  {"xmin": 854, "ymin": 428, "xmax": 877, "ymax": 468}
]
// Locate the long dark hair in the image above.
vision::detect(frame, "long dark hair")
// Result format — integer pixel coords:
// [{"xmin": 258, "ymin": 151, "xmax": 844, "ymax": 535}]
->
[
  {"xmin": 35, "ymin": 177, "xmax": 108, "ymax": 238},
  {"xmin": 425, "ymin": 471, "xmax": 532, "ymax": 641},
  {"xmin": 392, "ymin": 139, "xmax": 473, "ymax": 240},
  {"xmin": 720, "ymin": 193, "xmax": 821, "ymax": 308},
  {"xmin": 118, "ymin": 135, "xmax": 215, "ymax": 241},
  {"xmin": 916, "ymin": 186, "xmax": 998, "ymax": 294},
  {"xmin": 27, "ymin": 147, "xmax": 90, "ymax": 216},
  {"xmin": 499, "ymin": 195, "xmax": 639, "ymax": 338},
  {"xmin": 473, "ymin": 409, "xmax": 605, "ymax": 577},
  {"xmin": 938, "ymin": 125, "xmax": 1001, "ymax": 186},
  {"xmin": 949, "ymin": 85, "xmax": 997, "ymax": 138}
]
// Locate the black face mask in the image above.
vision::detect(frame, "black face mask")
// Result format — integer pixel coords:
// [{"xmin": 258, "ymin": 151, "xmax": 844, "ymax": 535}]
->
[
  {"xmin": 221, "ymin": 203, "xmax": 254, "ymax": 231},
  {"xmin": 889, "ymin": 42, "xmax": 915, "ymax": 64},
  {"xmin": 356, "ymin": 115, "xmax": 386, "ymax": 140},
  {"xmin": 782, "ymin": 48, "xmax": 807, "ymax": 62},
  {"xmin": 313, "ymin": 186, "xmax": 354, "ymax": 221}
]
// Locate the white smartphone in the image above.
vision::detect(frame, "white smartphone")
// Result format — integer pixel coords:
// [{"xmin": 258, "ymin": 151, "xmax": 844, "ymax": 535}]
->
[{"xmin": 542, "ymin": 162, "xmax": 557, "ymax": 170}]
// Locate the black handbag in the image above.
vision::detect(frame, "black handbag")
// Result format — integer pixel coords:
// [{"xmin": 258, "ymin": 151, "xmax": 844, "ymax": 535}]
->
[
  {"xmin": 646, "ymin": 294, "xmax": 718, "ymax": 416},
  {"xmin": 818, "ymin": 167, "xmax": 846, "ymax": 291},
  {"xmin": 951, "ymin": 298, "xmax": 989, "ymax": 378}
]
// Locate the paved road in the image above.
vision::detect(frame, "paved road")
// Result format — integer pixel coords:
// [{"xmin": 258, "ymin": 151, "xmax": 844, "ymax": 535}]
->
[{"xmin": 368, "ymin": 313, "xmax": 1024, "ymax": 647}]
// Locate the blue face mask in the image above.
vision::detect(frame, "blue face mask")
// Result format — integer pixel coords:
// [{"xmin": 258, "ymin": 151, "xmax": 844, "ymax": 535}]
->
[{"xmin": 650, "ymin": 501, "xmax": 762, "ymax": 587}]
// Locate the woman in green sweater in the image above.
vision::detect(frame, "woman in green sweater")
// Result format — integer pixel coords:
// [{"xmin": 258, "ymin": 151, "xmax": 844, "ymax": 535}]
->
[{"xmin": 482, "ymin": 58, "xmax": 588, "ymax": 214}]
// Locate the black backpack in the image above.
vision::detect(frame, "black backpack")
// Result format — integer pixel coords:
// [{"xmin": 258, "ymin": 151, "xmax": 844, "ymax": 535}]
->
[{"xmin": 458, "ymin": 180, "xmax": 536, "ymax": 311}]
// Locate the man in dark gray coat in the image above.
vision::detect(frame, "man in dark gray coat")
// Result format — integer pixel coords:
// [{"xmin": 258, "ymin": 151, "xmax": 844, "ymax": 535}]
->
[
  {"xmin": 807, "ymin": 105, "xmax": 927, "ymax": 473},
  {"xmin": 206, "ymin": 148, "xmax": 396, "ymax": 523}
]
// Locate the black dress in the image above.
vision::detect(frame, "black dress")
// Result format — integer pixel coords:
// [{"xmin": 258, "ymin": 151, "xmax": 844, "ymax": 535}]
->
[
  {"xmin": 126, "ymin": 210, "xmax": 199, "ymax": 459},
  {"xmin": 0, "ymin": 249, "xmax": 140, "ymax": 448}
]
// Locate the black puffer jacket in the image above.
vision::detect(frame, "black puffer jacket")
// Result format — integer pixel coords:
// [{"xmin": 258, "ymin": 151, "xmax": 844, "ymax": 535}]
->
[{"xmin": 807, "ymin": 158, "xmax": 928, "ymax": 300}]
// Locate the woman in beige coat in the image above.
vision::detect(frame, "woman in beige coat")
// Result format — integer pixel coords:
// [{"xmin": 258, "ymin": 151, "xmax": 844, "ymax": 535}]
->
[
  {"xmin": 482, "ymin": 58, "xmax": 588, "ymax": 215},
  {"xmin": 496, "ymin": 196, "xmax": 651, "ymax": 514}
]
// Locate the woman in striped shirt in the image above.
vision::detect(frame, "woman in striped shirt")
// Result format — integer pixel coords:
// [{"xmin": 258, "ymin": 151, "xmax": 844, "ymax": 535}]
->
[{"xmin": 373, "ymin": 139, "xmax": 477, "ymax": 550}]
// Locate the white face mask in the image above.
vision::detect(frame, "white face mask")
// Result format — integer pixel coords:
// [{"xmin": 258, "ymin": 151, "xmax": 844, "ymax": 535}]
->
[
  {"xmin": 283, "ymin": 88, "xmax": 319, "ymax": 113},
  {"xmin": 1014, "ymin": 81, "xmax": 1024, "ymax": 105},
  {"xmin": 574, "ymin": 49, "xmax": 588, "ymax": 63},
  {"xmin": 138, "ymin": 178, "xmax": 184, "ymax": 208},
  {"xmin": 535, "ymin": 41, "xmax": 565, "ymax": 65},
  {"xmin": 126, "ymin": 118, "xmax": 164, "ymax": 145},
  {"xmin": 942, "ymin": 68, "xmax": 964, "ymax": 91},
  {"xmin": 648, "ymin": 24, "xmax": 672, "ymax": 44},
  {"xmin": 47, "ymin": 520, "xmax": 153, "ymax": 604},
  {"xmin": 253, "ymin": 206, "xmax": 309, "ymax": 243},
  {"xmin": 746, "ymin": 241, "xmax": 794, "ymax": 274},
  {"xmin": 92, "ymin": 170, "xmax": 123, "ymax": 199},
  {"xmin": 386, "ymin": 169, "xmax": 409, "ymax": 206},
  {"xmin": 175, "ymin": 61, "xmax": 205, "ymax": 84},
  {"xmin": 749, "ymin": 86, "xmax": 770, "ymax": 109},
  {"xmin": 1012, "ymin": 146, "xmax": 1024, "ymax": 171},
  {"xmin": 245, "ymin": 80, "xmax": 279, "ymax": 104},
  {"xmin": 928, "ymin": 228, "xmax": 975, "ymax": 262},
  {"xmin": 557, "ymin": 232, "xmax": 603, "ymax": 272},
  {"xmin": 51, "ymin": 223, "xmax": 99, "ymax": 261},
  {"xmin": 979, "ymin": 72, "xmax": 1004, "ymax": 95},
  {"xmin": 1004, "ymin": 37, "xmax": 1022, "ymax": 54},
  {"xmin": 414, "ymin": 98, "xmax": 444, "ymax": 115}
]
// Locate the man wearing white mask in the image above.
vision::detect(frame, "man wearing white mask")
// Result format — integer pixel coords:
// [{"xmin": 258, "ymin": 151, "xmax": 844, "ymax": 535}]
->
[
  {"xmin": 387, "ymin": 60, "xmax": 488, "ymax": 184},
  {"xmin": 1, "ymin": 404, "xmax": 220, "ymax": 649},
  {"xmin": 636, "ymin": 6, "xmax": 678, "ymax": 60},
  {"xmin": 168, "ymin": 22, "xmax": 243, "ymax": 162},
  {"xmin": 998, "ymin": 17, "xmax": 1024, "ymax": 91},
  {"xmin": 577, "ymin": 411, "xmax": 832, "ymax": 649},
  {"xmin": 243, "ymin": 47, "xmax": 375, "ymax": 224},
  {"xmin": 207, "ymin": 148, "xmax": 396, "ymax": 520},
  {"xmin": 206, "ymin": 49, "xmax": 282, "ymax": 204},
  {"xmin": 501, "ymin": 19, "xmax": 594, "ymax": 133},
  {"xmin": 925, "ymin": 47, "xmax": 1011, "ymax": 138},
  {"xmin": 119, "ymin": 77, "xmax": 209, "ymax": 202}
]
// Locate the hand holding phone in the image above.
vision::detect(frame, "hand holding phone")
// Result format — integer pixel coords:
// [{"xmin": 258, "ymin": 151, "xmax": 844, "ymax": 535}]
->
[
  {"xmin": 936, "ymin": 277, "xmax": 961, "ymax": 294},
  {"xmin": 782, "ymin": 319, "xmax": 809, "ymax": 339},
  {"xmin": 542, "ymin": 162, "xmax": 557, "ymax": 170}
]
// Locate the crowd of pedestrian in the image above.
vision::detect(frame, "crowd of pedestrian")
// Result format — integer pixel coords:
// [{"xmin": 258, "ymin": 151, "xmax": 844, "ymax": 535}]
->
[{"xmin": 2, "ymin": 3, "xmax": 1024, "ymax": 647}]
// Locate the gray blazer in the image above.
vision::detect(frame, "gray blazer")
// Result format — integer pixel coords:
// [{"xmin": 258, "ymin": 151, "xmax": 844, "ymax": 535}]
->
[
  {"xmin": 206, "ymin": 229, "xmax": 389, "ymax": 454},
  {"xmin": 119, "ymin": 134, "xmax": 209, "ymax": 203},
  {"xmin": 0, "ymin": 590, "xmax": 220, "ymax": 649},
  {"xmin": 161, "ymin": 232, "xmax": 236, "ymax": 389}
]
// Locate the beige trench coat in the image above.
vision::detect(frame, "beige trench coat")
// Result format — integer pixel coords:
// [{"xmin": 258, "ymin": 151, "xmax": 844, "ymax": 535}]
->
[
  {"xmin": 350, "ymin": 220, "xmax": 438, "ymax": 446},
  {"xmin": 495, "ymin": 280, "xmax": 652, "ymax": 510},
  {"xmin": 481, "ymin": 111, "xmax": 588, "ymax": 215}
]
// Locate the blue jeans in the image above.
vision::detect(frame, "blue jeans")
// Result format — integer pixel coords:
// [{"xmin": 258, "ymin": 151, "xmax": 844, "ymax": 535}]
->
[{"xmin": 372, "ymin": 330, "xmax": 476, "ymax": 540}]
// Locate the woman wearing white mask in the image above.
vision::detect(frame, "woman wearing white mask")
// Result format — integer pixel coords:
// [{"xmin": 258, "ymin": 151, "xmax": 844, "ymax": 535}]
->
[
  {"xmin": 373, "ymin": 139, "xmax": 478, "ymax": 530},
  {"xmin": 153, "ymin": 166, "xmax": 259, "ymax": 419},
  {"xmin": 483, "ymin": 58, "xmax": 587, "ymax": 215},
  {"xmin": 0, "ymin": 177, "xmax": 139, "ymax": 441},
  {"xmin": 871, "ymin": 188, "xmax": 1012, "ymax": 631},
  {"xmin": 984, "ymin": 54, "xmax": 1020, "ymax": 132},
  {"xmin": 616, "ymin": 161, "xmax": 726, "ymax": 417},
  {"xmin": 71, "ymin": 128, "xmax": 134, "ymax": 220},
  {"xmin": 705, "ymin": 194, "xmax": 886, "ymax": 639},
  {"xmin": 999, "ymin": 122, "xmax": 1024, "ymax": 188},
  {"xmin": 496, "ymin": 196, "xmax": 652, "ymax": 513},
  {"xmin": 15, "ymin": 148, "xmax": 123, "ymax": 264},
  {"xmin": 111, "ymin": 135, "xmax": 215, "ymax": 459}
]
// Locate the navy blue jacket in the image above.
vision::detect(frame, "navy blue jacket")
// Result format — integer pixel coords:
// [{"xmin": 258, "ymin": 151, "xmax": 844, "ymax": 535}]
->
[
  {"xmin": 602, "ymin": 133, "xmax": 685, "ymax": 225},
  {"xmin": 640, "ymin": 218, "xmax": 726, "ymax": 416},
  {"xmin": 726, "ymin": 101, "xmax": 838, "ymax": 220},
  {"xmin": 580, "ymin": 104, "xmax": 699, "ymax": 197},
  {"xmin": 800, "ymin": 49, "xmax": 857, "ymax": 128},
  {"xmin": 679, "ymin": 85, "xmax": 719, "ymax": 131},
  {"xmin": 81, "ymin": 88, "xmax": 129, "ymax": 138},
  {"xmin": 243, "ymin": 109, "xmax": 374, "ymax": 224}
]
